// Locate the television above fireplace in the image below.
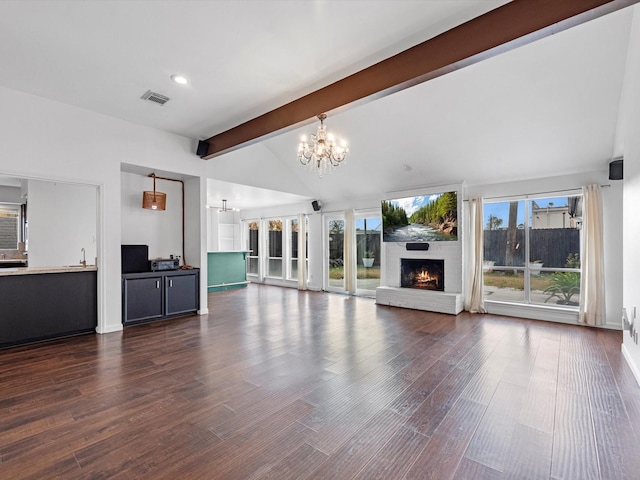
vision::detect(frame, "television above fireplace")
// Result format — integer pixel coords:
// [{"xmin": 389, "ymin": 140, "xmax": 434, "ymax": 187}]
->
[{"xmin": 382, "ymin": 191, "xmax": 457, "ymax": 242}]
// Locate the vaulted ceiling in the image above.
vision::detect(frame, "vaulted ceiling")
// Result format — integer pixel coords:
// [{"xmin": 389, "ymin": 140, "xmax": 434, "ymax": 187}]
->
[{"xmin": 0, "ymin": 1, "xmax": 636, "ymax": 209}]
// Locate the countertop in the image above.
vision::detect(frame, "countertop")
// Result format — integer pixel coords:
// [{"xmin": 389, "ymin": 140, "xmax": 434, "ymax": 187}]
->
[
  {"xmin": 0, "ymin": 265, "xmax": 98, "ymax": 276},
  {"xmin": 207, "ymin": 250, "xmax": 251, "ymax": 253}
]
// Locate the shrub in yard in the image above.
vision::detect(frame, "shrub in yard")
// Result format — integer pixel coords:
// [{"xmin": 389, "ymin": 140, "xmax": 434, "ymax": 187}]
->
[{"xmin": 543, "ymin": 272, "xmax": 580, "ymax": 305}]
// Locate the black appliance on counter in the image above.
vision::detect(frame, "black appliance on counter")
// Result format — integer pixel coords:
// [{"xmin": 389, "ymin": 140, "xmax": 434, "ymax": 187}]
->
[
  {"xmin": 150, "ymin": 258, "xmax": 180, "ymax": 271},
  {"xmin": 121, "ymin": 244, "xmax": 150, "ymax": 273}
]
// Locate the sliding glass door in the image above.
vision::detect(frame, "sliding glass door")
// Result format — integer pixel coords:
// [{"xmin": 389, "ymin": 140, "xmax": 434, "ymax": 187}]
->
[
  {"xmin": 355, "ymin": 211, "xmax": 381, "ymax": 295},
  {"xmin": 324, "ymin": 214, "xmax": 345, "ymax": 292}
]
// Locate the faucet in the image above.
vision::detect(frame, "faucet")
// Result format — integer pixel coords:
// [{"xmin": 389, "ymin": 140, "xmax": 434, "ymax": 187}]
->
[
  {"xmin": 0, "ymin": 253, "xmax": 5, "ymax": 260},
  {"xmin": 80, "ymin": 248, "xmax": 86, "ymax": 267}
]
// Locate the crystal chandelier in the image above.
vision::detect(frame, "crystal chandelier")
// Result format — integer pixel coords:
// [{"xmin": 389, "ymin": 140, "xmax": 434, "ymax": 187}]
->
[{"xmin": 298, "ymin": 114, "xmax": 349, "ymax": 177}]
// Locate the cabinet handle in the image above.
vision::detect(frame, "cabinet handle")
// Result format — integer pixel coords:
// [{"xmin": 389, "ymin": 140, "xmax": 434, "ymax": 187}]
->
[
  {"xmin": 156, "ymin": 280, "xmax": 160, "ymax": 288},
  {"xmin": 169, "ymin": 279, "xmax": 173, "ymax": 288}
]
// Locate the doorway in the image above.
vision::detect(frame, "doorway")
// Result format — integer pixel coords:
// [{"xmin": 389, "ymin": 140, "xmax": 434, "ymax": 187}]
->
[{"xmin": 324, "ymin": 215, "xmax": 345, "ymax": 292}]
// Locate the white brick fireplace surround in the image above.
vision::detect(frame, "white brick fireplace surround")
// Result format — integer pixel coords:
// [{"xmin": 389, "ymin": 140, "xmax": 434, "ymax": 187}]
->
[{"xmin": 376, "ymin": 239, "xmax": 464, "ymax": 315}]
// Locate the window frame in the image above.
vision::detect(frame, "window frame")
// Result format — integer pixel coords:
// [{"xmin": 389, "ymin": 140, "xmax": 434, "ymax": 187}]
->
[
  {"xmin": 243, "ymin": 215, "xmax": 307, "ymax": 285},
  {"xmin": 483, "ymin": 191, "xmax": 582, "ymax": 309}
]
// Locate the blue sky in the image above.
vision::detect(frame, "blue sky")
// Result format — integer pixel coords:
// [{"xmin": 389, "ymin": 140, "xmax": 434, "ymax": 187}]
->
[
  {"xmin": 484, "ymin": 197, "xmax": 568, "ymax": 227},
  {"xmin": 356, "ymin": 218, "xmax": 382, "ymax": 231},
  {"xmin": 390, "ymin": 194, "xmax": 442, "ymax": 217}
]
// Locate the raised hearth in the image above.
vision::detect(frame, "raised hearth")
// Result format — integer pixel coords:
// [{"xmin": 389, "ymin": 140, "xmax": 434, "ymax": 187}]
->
[{"xmin": 376, "ymin": 286, "xmax": 463, "ymax": 315}]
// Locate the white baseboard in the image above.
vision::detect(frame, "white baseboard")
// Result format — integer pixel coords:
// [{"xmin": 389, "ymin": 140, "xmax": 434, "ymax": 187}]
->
[{"xmin": 96, "ymin": 324, "xmax": 123, "ymax": 334}]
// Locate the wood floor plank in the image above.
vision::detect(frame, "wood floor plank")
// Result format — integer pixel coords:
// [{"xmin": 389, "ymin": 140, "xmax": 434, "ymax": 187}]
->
[
  {"xmin": 591, "ymin": 408, "xmax": 640, "ymax": 479},
  {"xmin": 404, "ymin": 432, "xmax": 471, "ymax": 480},
  {"xmin": 463, "ymin": 381, "xmax": 527, "ymax": 472},
  {"xmin": 405, "ymin": 367, "xmax": 479, "ymax": 436},
  {"xmin": 351, "ymin": 426, "xmax": 431, "ymax": 480},
  {"xmin": 254, "ymin": 443, "xmax": 328, "ymax": 480},
  {"xmin": 551, "ymin": 389, "xmax": 600, "ymax": 480},
  {"xmin": 305, "ymin": 408, "xmax": 406, "ymax": 479},
  {"xmin": 386, "ymin": 359, "xmax": 456, "ymax": 417},
  {"xmin": 404, "ymin": 398, "xmax": 487, "ymax": 480},
  {"xmin": 502, "ymin": 424, "xmax": 553, "ymax": 480},
  {"xmin": 0, "ymin": 284, "xmax": 638, "ymax": 480},
  {"xmin": 453, "ymin": 457, "xmax": 502, "ymax": 480}
]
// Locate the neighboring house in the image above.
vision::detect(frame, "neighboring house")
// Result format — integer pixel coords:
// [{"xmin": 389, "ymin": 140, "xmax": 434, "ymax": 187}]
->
[{"xmin": 531, "ymin": 200, "xmax": 582, "ymax": 230}]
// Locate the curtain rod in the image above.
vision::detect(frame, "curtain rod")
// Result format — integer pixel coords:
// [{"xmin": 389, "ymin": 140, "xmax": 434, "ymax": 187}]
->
[{"xmin": 466, "ymin": 184, "xmax": 610, "ymax": 202}]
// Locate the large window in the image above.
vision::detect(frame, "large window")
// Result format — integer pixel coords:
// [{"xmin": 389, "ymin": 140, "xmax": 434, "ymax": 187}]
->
[
  {"xmin": 244, "ymin": 216, "xmax": 308, "ymax": 283},
  {"xmin": 483, "ymin": 194, "xmax": 582, "ymax": 308},
  {"xmin": 266, "ymin": 219, "xmax": 283, "ymax": 277},
  {"xmin": 355, "ymin": 213, "xmax": 381, "ymax": 293},
  {"xmin": 325, "ymin": 217, "xmax": 345, "ymax": 290},
  {"xmin": 0, "ymin": 204, "xmax": 21, "ymax": 250}
]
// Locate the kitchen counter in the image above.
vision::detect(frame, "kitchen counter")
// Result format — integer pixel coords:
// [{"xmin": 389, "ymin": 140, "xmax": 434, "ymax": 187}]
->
[
  {"xmin": 207, "ymin": 251, "xmax": 250, "ymax": 292},
  {"xmin": 0, "ymin": 265, "xmax": 97, "ymax": 276},
  {"xmin": 0, "ymin": 267, "xmax": 98, "ymax": 348}
]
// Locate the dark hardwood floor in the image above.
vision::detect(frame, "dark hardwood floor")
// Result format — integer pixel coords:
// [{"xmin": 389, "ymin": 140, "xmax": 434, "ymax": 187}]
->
[{"xmin": 2, "ymin": 284, "xmax": 640, "ymax": 479}]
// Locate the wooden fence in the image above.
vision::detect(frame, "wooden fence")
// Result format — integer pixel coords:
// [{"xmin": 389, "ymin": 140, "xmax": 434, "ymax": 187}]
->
[{"xmin": 484, "ymin": 228, "xmax": 580, "ymax": 268}]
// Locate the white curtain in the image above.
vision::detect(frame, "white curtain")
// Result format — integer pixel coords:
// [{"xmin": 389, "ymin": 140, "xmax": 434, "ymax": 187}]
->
[
  {"xmin": 579, "ymin": 184, "xmax": 605, "ymax": 325},
  {"xmin": 465, "ymin": 197, "xmax": 486, "ymax": 313},
  {"xmin": 297, "ymin": 214, "xmax": 307, "ymax": 291},
  {"xmin": 344, "ymin": 209, "xmax": 356, "ymax": 294}
]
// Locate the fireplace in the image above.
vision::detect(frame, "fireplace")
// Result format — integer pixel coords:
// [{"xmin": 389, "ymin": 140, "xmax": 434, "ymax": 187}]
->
[{"xmin": 400, "ymin": 258, "xmax": 444, "ymax": 291}]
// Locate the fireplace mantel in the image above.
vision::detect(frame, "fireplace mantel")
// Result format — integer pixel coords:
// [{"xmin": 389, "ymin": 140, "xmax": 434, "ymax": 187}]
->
[{"xmin": 376, "ymin": 286, "xmax": 463, "ymax": 315}]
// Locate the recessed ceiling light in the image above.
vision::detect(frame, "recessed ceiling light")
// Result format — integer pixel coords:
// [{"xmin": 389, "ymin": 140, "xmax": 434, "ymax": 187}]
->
[{"xmin": 171, "ymin": 74, "xmax": 188, "ymax": 85}]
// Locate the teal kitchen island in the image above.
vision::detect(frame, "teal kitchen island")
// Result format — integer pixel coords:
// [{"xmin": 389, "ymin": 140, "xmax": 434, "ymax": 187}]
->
[{"xmin": 207, "ymin": 251, "xmax": 250, "ymax": 293}]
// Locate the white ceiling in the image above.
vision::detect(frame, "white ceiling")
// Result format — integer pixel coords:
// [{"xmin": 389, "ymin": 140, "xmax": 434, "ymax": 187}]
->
[{"xmin": 0, "ymin": 1, "xmax": 635, "ymax": 209}]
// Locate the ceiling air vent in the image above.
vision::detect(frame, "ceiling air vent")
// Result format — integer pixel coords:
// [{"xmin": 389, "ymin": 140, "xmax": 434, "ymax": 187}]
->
[{"xmin": 141, "ymin": 90, "xmax": 170, "ymax": 106}]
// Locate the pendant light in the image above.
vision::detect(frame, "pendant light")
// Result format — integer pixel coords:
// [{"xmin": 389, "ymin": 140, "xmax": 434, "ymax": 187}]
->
[{"xmin": 142, "ymin": 173, "xmax": 166, "ymax": 211}]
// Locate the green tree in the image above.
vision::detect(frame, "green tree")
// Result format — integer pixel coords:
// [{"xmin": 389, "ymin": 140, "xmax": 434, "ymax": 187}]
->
[
  {"xmin": 268, "ymin": 220, "xmax": 282, "ymax": 231},
  {"xmin": 329, "ymin": 220, "xmax": 344, "ymax": 234},
  {"xmin": 408, "ymin": 192, "xmax": 457, "ymax": 227},
  {"xmin": 382, "ymin": 200, "xmax": 408, "ymax": 229},
  {"xmin": 486, "ymin": 214, "xmax": 502, "ymax": 230}
]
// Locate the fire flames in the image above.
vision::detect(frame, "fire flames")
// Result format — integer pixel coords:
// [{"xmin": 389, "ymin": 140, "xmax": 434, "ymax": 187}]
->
[{"xmin": 415, "ymin": 269, "xmax": 440, "ymax": 289}]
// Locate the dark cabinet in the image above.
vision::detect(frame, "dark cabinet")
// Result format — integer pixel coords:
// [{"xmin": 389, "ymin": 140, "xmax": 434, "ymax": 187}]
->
[
  {"xmin": 122, "ymin": 269, "xmax": 199, "ymax": 325},
  {"xmin": 0, "ymin": 270, "xmax": 97, "ymax": 348},
  {"xmin": 166, "ymin": 273, "xmax": 199, "ymax": 315},
  {"xmin": 122, "ymin": 275, "xmax": 164, "ymax": 323}
]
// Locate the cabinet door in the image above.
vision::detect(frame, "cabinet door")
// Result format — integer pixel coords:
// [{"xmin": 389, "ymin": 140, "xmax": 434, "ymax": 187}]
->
[
  {"xmin": 123, "ymin": 276, "xmax": 163, "ymax": 324},
  {"xmin": 165, "ymin": 273, "xmax": 199, "ymax": 316}
]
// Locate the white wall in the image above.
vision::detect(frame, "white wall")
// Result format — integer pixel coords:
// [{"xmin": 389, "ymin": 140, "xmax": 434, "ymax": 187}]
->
[
  {"xmin": 121, "ymin": 172, "xmax": 183, "ymax": 260},
  {"xmin": 207, "ymin": 209, "xmax": 241, "ymax": 251},
  {"xmin": 622, "ymin": 6, "xmax": 640, "ymax": 384},
  {"xmin": 184, "ymin": 176, "xmax": 208, "ymax": 314},
  {"xmin": 0, "ymin": 85, "xmax": 208, "ymax": 334},
  {"xmin": 27, "ymin": 180, "xmax": 97, "ymax": 267}
]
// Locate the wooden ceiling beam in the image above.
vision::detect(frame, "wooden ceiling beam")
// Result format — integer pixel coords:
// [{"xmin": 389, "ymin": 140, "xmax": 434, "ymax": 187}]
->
[{"xmin": 198, "ymin": 0, "xmax": 636, "ymax": 159}]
